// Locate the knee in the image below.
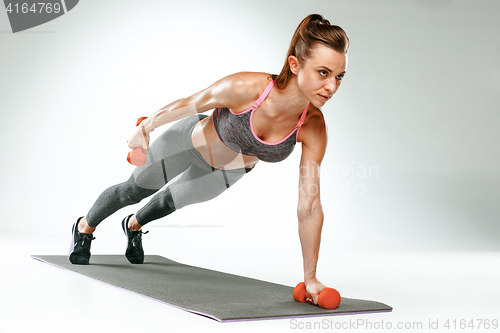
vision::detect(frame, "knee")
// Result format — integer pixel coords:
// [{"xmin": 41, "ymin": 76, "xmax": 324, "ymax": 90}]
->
[
  {"xmin": 120, "ymin": 176, "xmax": 156, "ymax": 205},
  {"xmin": 157, "ymin": 188, "xmax": 176, "ymax": 214},
  {"xmin": 136, "ymin": 188, "xmax": 176, "ymax": 224},
  {"xmin": 124, "ymin": 190, "xmax": 145, "ymax": 205}
]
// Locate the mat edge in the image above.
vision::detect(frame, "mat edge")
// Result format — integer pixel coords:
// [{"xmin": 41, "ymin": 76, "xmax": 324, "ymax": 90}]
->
[
  {"xmin": 221, "ymin": 308, "xmax": 393, "ymax": 323},
  {"xmin": 31, "ymin": 255, "xmax": 393, "ymax": 323},
  {"xmin": 31, "ymin": 255, "xmax": 224, "ymax": 323}
]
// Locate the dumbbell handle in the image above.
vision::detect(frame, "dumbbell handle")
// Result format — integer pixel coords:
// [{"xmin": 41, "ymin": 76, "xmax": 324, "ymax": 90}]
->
[
  {"xmin": 127, "ymin": 117, "xmax": 148, "ymax": 166},
  {"xmin": 292, "ymin": 282, "xmax": 341, "ymax": 310}
]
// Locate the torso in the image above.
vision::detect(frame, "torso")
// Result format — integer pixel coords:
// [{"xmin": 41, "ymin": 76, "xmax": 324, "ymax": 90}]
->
[
  {"xmin": 191, "ymin": 72, "xmax": 318, "ymax": 170},
  {"xmin": 192, "ymin": 115, "xmax": 260, "ymax": 169}
]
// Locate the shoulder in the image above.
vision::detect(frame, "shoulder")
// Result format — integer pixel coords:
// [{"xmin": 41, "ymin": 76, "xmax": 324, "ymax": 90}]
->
[
  {"xmin": 297, "ymin": 104, "xmax": 327, "ymax": 145},
  {"xmin": 210, "ymin": 71, "xmax": 273, "ymax": 110},
  {"xmin": 297, "ymin": 104, "xmax": 327, "ymax": 163},
  {"xmin": 220, "ymin": 71, "xmax": 272, "ymax": 90}
]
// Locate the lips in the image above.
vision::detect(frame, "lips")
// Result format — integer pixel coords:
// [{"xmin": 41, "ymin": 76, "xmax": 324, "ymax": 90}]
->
[{"xmin": 319, "ymin": 94, "xmax": 330, "ymax": 101}]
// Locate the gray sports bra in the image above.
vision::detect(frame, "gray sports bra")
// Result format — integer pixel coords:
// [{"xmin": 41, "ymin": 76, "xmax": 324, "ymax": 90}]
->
[{"xmin": 212, "ymin": 80, "xmax": 309, "ymax": 163}]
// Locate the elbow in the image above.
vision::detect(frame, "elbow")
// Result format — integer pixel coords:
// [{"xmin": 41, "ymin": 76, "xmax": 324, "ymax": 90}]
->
[{"xmin": 297, "ymin": 200, "xmax": 323, "ymax": 220}]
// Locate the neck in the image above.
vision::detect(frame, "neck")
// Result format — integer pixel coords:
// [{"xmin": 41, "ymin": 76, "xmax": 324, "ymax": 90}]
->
[{"xmin": 267, "ymin": 75, "xmax": 309, "ymax": 119}]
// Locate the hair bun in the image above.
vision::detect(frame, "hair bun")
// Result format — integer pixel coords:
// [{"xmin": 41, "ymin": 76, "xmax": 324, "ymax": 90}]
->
[
  {"xmin": 309, "ymin": 14, "xmax": 323, "ymax": 22},
  {"xmin": 309, "ymin": 14, "xmax": 330, "ymax": 26}
]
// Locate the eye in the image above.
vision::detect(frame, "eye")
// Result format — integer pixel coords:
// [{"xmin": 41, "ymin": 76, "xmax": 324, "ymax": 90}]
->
[
  {"xmin": 319, "ymin": 70, "xmax": 328, "ymax": 77},
  {"xmin": 336, "ymin": 74, "xmax": 345, "ymax": 81}
]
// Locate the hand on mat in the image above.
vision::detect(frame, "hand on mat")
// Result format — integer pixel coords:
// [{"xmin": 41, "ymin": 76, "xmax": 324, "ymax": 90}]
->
[
  {"xmin": 305, "ymin": 278, "xmax": 327, "ymax": 305},
  {"xmin": 127, "ymin": 119, "xmax": 150, "ymax": 155}
]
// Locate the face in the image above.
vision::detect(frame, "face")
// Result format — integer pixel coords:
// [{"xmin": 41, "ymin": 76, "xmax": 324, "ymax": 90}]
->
[{"xmin": 289, "ymin": 43, "xmax": 347, "ymax": 107}]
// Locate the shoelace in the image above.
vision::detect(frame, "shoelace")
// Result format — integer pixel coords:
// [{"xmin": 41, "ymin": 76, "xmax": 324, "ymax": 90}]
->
[
  {"xmin": 131, "ymin": 230, "xmax": 149, "ymax": 251},
  {"xmin": 77, "ymin": 233, "xmax": 96, "ymax": 252}
]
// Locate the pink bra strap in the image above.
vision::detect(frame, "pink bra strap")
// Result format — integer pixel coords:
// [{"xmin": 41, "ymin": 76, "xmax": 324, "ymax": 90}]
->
[
  {"xmin": 249, "ymin": 80, "xmax": 309, "ymax": 129},
  {"xmin": 252, "ymin": 80, "xmax": 274, "ymax": 109},
  {"xmin": 295, "ymin": 102, "xmax": 310, "ymax": 128}
]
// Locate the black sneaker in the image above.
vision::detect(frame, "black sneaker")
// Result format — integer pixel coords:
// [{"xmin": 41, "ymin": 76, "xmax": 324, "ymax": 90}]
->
[
  {"xmin": 69, "ymin": 216, "xmax": 95, "ymax": 265},
  {"xmin": 122, "ymin": 214, "xmax": 148, "ymax": 264}
]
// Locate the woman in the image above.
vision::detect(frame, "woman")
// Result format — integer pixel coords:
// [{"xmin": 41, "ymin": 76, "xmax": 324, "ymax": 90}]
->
[{"xmin": 69, "ymin": 14, "xmax": 349, "ymax": 305}]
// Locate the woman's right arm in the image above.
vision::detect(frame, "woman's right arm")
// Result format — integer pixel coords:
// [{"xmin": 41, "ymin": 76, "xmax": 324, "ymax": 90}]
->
[{"xmin": 127, "ymin": 72, "xmax": 256, "ymax": 154}]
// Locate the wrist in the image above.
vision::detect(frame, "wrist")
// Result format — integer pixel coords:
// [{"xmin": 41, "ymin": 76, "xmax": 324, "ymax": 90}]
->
[
  {"xmin": 304, "ymin": 276, "xmax": 318, "ymax": 284},
  {"xmin": 142, "ymin": 118, "xmax": 155, "ymax": 134}
]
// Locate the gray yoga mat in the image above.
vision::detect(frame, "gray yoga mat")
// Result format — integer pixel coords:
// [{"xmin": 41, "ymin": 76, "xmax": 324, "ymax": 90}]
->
[{"xmin": 32, "ymin": 255, "xmax": 392, "ymax": 322}]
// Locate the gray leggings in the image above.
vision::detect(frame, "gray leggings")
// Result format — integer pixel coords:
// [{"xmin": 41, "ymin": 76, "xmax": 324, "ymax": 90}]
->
[{"xmin": 86, "ymin": 114, "xmax": 253, "ymax": 227}]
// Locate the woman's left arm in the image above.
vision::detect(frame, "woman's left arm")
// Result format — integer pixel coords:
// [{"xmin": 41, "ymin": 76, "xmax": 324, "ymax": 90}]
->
[{"xmin": 297, "ymin": 110, "xmax": 328, "ymax": 305}]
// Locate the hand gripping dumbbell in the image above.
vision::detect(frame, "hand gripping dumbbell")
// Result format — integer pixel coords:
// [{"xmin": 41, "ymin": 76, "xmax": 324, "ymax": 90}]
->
[
  {"xmin": 127, "ymin": 117, "xmax": 148, "ymax": 166},
  {"xmin": 292, "ymin": 282, "xmax": 341, "ymax": 309}
]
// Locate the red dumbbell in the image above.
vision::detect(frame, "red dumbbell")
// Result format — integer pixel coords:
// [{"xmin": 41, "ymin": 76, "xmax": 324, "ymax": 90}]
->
[
  {"xmin": 293, "ymin": 282, "xmax": 341, "ymax": 310},
  {"xmin": 127, "ymin": 117, "xmax": 148, "ymax": 166}
]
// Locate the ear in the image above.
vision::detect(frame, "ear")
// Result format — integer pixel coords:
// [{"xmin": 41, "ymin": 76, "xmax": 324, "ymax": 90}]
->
[{"xmin": 288, "ymin": 55, "xmax": 301, "ymax": 75}]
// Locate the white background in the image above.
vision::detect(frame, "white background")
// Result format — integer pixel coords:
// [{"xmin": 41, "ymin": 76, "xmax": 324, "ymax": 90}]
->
[{"xmin": 0, "ymin": 1, "xmax": 499, "ymax": 332}]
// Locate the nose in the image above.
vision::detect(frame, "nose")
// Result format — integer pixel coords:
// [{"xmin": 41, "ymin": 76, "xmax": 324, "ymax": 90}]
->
[{"xmin": 325, "ymin": 77, "xmax": 337, "ymax": 96}]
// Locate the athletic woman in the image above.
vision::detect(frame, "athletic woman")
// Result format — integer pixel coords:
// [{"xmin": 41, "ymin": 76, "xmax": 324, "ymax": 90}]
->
[{"xmin": 69, "ymin": 14, "xmax": 349, "ymax": 305}]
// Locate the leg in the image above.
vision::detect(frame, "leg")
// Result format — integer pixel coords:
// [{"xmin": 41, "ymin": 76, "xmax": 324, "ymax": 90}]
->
[
  {"xmin": 121, "ymin": 163, "xmax": 251, "ymax": 265},
  {"xmin": 82, "ymin": 115, "xmax": 209, "ymax": 230},
  {"xmin": 69, "ymin": 115, "xmax": 208, "ymax": 264},
  {"xmin": 135, "ymin": 162, "xmax": 252, "ymax": 226},
  {"xmin": 80, "ymin": 174, "xmax": 158, "ymax": 232}
]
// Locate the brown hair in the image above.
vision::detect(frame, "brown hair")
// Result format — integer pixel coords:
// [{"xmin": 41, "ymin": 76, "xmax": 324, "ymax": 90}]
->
[{"xmin": 271, "ymin": 14, "xmax": 349, "ymax": 90}]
